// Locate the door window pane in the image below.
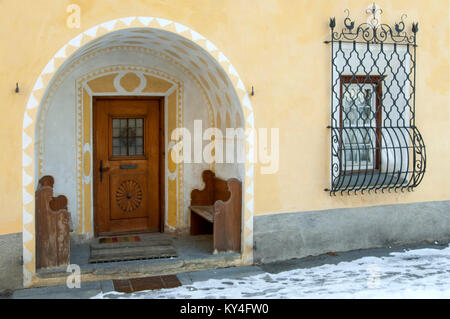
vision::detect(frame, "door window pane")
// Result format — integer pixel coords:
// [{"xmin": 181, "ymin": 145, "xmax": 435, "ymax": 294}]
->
[{"xmin": 112, "ymin": 118, "xmax": 144, "ymax": 156}]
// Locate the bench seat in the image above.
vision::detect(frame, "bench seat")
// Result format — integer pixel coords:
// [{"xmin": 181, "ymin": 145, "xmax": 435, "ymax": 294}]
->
[{"xmin": 190, "ymin": 206, "xmax": 215, "ymax": 223}]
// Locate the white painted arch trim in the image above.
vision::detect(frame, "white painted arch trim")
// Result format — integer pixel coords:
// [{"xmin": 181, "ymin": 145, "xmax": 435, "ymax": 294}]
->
[{"xmin": 22, "ymin": 16, "xmax": 255, "ymax": 287}]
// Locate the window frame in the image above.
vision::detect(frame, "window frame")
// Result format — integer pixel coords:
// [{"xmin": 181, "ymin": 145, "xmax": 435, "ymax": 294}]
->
[{"xmin": 339, "ymin": 75, "xmax": 384, "ymax": 174}]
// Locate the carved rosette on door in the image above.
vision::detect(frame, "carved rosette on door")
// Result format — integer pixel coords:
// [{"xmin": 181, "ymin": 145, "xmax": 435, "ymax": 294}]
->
[{"xmin": 116, "ymin": 180, "xmax": 143, "ymax": 213}]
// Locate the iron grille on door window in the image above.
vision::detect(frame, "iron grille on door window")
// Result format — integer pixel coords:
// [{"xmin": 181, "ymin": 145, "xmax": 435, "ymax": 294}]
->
[{"xmin": 325, "ymin": 7, "xmax": 426, "ymax": 195}]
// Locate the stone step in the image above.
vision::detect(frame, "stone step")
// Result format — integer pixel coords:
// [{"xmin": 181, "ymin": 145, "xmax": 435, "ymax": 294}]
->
[
  {"xmin": 89, "ymin": 245, "xmax": 178, "ymax": 264},
  {"xmin": 33, "ymin": 252, "xmax": 242, "ymax": 287},
  {"xmin": 90, "ymin": 239, "xmax": 173, "ymax": 251}
]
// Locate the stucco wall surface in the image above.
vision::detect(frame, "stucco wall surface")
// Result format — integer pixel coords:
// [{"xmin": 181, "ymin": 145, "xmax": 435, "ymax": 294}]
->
[{"xmin": 0, "ymin": 0, "xmax": 448, "ymax": 235}]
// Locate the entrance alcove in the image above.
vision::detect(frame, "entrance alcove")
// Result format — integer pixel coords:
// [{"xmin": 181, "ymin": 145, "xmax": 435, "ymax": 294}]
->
[{"xmin": 26, "ymin": 22, "xmax": 252, "ymax": 285}]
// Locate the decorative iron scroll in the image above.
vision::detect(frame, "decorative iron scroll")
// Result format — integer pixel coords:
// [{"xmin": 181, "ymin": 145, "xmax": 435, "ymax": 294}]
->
[{"xmin": 326, "ymin": 7, "xmax": 426, "ymax": 196}]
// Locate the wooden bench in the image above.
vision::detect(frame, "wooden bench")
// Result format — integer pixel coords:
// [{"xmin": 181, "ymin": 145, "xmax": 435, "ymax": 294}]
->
[
  {"xmin": 190, "ymin": 170, "xmax": 242, "ymax": 253},
  {"xmin": 35, "ymin": 176, "xmax": 72, "ymax": 270}
]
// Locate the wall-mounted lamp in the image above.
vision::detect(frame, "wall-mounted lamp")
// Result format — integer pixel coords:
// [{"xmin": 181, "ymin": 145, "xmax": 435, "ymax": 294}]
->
[
  {"xmin": 251, "ymin": 86, "xmax": 255, "ymax": 96},
  {"xmin": 15, "ymin": 83, "xmax": 19, "ymax": 93}
]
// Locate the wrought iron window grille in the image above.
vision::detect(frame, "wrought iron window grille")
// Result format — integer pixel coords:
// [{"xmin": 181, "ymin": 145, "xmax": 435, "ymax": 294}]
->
[{"xmin": 325, "ymin": 7, "xmax": 426, "ymax": 196}]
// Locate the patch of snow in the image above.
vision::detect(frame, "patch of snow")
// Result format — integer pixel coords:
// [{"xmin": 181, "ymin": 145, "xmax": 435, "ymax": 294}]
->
[{"xmin": 93, "ymin": 245, "xmax": 450, "ymax": 299}]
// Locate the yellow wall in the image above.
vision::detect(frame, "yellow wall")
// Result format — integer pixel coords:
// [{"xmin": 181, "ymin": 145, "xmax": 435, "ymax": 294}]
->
[{"xmin": 0, "ymin": 0, "xmax": 449, "ymax": 235}]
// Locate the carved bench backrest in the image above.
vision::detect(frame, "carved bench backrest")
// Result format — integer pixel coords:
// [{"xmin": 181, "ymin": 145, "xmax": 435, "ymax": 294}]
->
[
  {"xmin": 35, "ymin": 176, "xmax": 71, "ymax": 270},
  {"xmin": 190, "ymin": 170, "xmax": 242, "ymax": 252},
  {"xmin": 191, "ymin": 170, "xmax": 231, "ymax": 206}
]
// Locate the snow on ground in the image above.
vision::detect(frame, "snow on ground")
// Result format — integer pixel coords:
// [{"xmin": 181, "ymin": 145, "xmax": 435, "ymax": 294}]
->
[{"xmin": 94, "ymin": 245, "xmax": 450, "ymax": 299}]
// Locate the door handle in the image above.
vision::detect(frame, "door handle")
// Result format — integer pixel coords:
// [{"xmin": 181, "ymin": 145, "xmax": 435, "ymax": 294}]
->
[{"xmin": 99, "ymin": 160, "xmax": 110, "ymax": 182}]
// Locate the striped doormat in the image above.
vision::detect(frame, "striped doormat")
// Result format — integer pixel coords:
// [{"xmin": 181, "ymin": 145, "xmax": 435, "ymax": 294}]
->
[{"xmin": 98, "ymin": 236, "xmax": 141, "ymax": 244}]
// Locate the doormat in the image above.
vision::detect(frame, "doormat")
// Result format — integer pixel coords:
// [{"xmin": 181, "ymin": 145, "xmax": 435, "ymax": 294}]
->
[
  {"xmin": 113, "ymin": 275, "xmax": 182, "ymax": 293},
  {"xmin": 99, "ymin": 236, "xmax": 141, "ymax": 244}
]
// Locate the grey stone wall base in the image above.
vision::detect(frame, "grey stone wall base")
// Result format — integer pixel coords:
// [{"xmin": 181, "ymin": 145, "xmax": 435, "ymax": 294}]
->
[
  {"xmin": 0, "ymin": 233, "xmax": 23, "ymax": 291},
  {"xmin": 254, "ymin": 200, "xmax": 450, "ymax": 264}
]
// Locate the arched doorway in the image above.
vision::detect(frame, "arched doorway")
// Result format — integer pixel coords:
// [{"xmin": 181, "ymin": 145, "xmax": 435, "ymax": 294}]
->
[{"xmin": 22, "ymin": 17, "xmax": 255, "ymax": 287}]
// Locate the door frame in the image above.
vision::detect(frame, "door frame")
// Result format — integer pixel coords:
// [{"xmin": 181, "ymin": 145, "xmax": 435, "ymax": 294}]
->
[{"xmin": 92, "ymin": 96, "xmax": 165, "ymax": 237}]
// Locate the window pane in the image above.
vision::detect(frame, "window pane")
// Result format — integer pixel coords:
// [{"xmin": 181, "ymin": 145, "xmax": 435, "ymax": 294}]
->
[
  {"xmin": 112, "ymin": 138, "xmax": 120, "ymax": 147},
  {"xmin": 342, "ymin": 83, "xmax": 377, "ymax": 171},
  {"xmin": 120, "ymin": 145, "xmax": 127, "ymax": 156},
  {"xmin": 136, "ymin": 145, "xmax": 144, "ymax": 156},
  {"xmin": 129, "ymin": 144, "xmax": 136, "ymax": 156},
  {"xmin": 112, "ymin": 118, "xmax": 144, "ymax": 157}
]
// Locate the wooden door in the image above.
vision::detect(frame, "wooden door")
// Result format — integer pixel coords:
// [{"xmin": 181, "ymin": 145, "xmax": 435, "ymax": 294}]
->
[{"xmin": 93, "ymin": 97, "xmax": 163, "ymax": 235}]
